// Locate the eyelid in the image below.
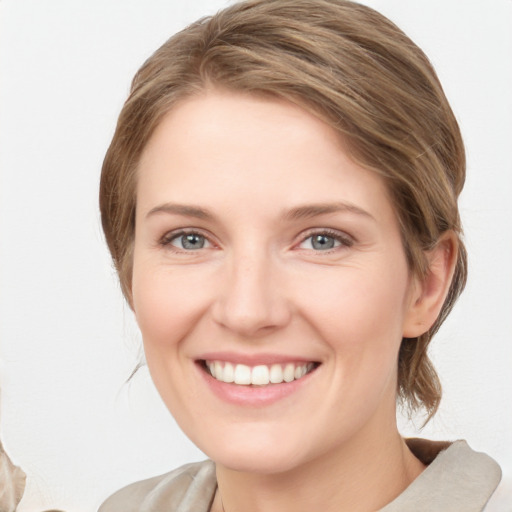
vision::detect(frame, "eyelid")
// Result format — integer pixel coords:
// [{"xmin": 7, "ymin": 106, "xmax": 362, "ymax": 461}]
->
[
  {"xmin": 295, "ymin": 228, "xmax": 354, "ymax": 250},
  {"xmin": 159, "ymin": 228, "xmax": 216, "ymax": 250},
  {"xmin": 157, "ymin": 227, "xmax": 354, "ymax": 252}
]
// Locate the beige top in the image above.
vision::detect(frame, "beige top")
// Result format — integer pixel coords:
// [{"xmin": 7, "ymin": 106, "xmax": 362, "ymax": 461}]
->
[
  {"xmin": 99, "ymin": 439, "xmax": 502, "ymax": 512},
  {"xmin": 0, "ymin": 439, "xmax": 26, "ymax": 511}
]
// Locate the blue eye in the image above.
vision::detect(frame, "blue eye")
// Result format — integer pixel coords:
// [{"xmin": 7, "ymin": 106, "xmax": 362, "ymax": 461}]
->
[
  {"xmin": 168, "ymin": 232, "xmax": 209, "ymax": 250},
  {"xmin": 299, "ymin": 231, "xmax": 352, "ymax": 251},
  {"xmin": 310, "ymin": 234, "xmax": 338, "ymax": 250}
]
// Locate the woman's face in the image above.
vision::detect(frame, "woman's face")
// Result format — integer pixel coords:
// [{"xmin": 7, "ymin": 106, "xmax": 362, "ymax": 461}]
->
[{"xmin": 132, "ymin": 91, "xmax": 420, "ymax": 474}]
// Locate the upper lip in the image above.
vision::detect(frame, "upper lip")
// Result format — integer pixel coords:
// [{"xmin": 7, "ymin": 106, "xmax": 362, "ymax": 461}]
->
[{"xmin": 195, "ymin": 352, "xmax": 320, "ymax": 366}]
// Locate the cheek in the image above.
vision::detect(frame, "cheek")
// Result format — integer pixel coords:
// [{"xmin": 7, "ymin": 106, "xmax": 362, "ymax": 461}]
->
[
  {"xmin": 130, "ymin": 263, "xmax": 214, "ymax": 414},
  {"xmin": 131, "ymin": 263, "xmax": 212, "ymax": 351},
  {"xmin": 299, "ymin": 264, "xmax": 410, "ymax": 347},
  {"xmin": 295, "ymin": 260, "xmax": 412, "ymax": 410},
  {"xmin": 301, "ymin": 270, "xmax": 409, "ymax": 417}
]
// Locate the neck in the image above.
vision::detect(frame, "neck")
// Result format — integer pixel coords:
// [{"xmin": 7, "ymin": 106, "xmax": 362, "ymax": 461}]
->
[{"xmin": 212, "ymin": 419, "xmax": 425, "ymax": 512}]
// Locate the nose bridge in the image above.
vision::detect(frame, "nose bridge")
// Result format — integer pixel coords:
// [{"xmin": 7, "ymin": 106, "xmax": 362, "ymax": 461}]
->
[{"xmin": 213, "ymin": 243, "xmax": 290, "ymax": 336}]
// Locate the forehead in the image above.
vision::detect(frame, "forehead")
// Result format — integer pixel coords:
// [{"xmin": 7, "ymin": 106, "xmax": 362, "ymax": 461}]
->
[
  {"xmin": 140, "ymin": 90, "xmax": 346, "ymax": 169},
  {"xmin": 136, "ymin": 90, "xmax": 395, "ymax": 224}
]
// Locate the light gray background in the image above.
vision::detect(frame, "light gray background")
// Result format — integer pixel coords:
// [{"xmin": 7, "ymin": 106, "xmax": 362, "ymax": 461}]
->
[{"xmin": 1, "ymin": 1, "xmax": 511, "ymax": 510}]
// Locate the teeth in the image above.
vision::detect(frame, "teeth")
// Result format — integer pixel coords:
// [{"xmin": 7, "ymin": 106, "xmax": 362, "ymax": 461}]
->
[
  {"xmin": 251, "ymin": 365, "xmax": 270, "ymax": 386},
  {"xmin": 234, "ymin": 364, "xmax": 251, "ymax": 385},
  {"xmin": 269, "ymin": 364, "xmax": 283, "ymax": 383},
  {"xmin": 294, "ymin": 365, "xmax": 307, "ymax": 379},
  {"xmin": 214, "ymin": 361, "xmax": 223, "ymax": 380},
  {"xmin": 206, "ymin": 361, "xmax": 315, "ymax": 386},
  {"xmin": 283, "ymin": 363, "xmax": 295, "ymax": 383},
  {"xmin": 223, "ymin": 362, "xmax": 235, "ymax": 383}
]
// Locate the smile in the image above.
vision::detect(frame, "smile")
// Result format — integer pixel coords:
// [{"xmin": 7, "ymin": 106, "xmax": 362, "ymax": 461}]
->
[{"xmin": 204, "ymin": 360, "xmax": 318, "ymax": 386}]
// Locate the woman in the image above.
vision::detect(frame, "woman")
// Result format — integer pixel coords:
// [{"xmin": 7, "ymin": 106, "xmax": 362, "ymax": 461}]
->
[{"xmin": 98, "ymin": 1, "xmax": 501, "ymax": 510}]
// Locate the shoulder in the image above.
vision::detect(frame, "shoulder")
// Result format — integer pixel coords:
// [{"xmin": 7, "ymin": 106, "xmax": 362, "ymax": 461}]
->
[
  {"xmin": 381, "ymin": 439, "xmax": 502, "ymax": 512},
  {"xmin": 98, "ymin": 460, "xmax": 216, "ymax": 512}
]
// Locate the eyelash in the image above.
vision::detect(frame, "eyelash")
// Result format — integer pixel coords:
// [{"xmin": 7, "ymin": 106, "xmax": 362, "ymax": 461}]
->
[
  {"xmin": 297, "ymin": 228, "xmax": 354, "ymax": 253},
  {"xmin": 159, "ymin": 229, "xmax": 213, "ymax": 251},
  {"xmin": 158, "ymin": 228, "xmax": 354, "ymax": 253}
]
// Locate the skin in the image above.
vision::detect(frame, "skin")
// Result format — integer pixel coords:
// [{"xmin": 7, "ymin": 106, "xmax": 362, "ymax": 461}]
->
[{"xmin": 131, "ymin": 90, "xmax": 456, "ymax": 512}]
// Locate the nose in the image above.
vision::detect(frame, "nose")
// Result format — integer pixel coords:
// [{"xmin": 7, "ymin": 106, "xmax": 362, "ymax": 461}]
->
[{"xmin": 211, "ymin": 250, "xmax": 292, "ymax": 338}]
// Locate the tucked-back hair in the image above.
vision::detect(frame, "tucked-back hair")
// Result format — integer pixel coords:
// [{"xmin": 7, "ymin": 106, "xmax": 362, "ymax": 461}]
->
[{"xmin": 100, "ymin": 0, "xmax": 467, "ymax": 419}]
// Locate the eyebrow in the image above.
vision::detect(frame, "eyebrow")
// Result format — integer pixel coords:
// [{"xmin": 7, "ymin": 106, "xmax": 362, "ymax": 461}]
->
[
  {"xmin": 283, "ymin": 202, "xmax": 375, "ymax": 222},
  {"xmin": 146, "ymin": 203, "xmax": 215, "ymax": 220},
  {"xmin": 145, "ymin": 201, "xmax": 375, "ymax": 222}
]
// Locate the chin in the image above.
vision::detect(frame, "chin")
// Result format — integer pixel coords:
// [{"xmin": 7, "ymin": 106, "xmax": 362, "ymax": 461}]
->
[
  {"xmin": 190, "ymin": 425, "xmax": 316, "ymax": 475},
  {"xmin": 213, "ymin": 447, "xmax": 307, "ymax": 475}
]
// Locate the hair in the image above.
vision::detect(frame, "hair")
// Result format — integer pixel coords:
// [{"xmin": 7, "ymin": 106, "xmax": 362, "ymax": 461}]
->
[{"xmin": 100, "ymin": 0, "xmax": 467, "ymax": 420}]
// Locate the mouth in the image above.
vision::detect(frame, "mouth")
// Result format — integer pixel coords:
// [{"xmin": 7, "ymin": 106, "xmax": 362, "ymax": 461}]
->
[{"xmin": 200, "ymin": 360, "xmax": 320, "ymax": 386}]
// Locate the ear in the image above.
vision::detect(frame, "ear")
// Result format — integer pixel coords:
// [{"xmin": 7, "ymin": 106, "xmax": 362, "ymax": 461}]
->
[{"xmin": 402, "ymin": 231, "xmax": 458, "ymax": 338}]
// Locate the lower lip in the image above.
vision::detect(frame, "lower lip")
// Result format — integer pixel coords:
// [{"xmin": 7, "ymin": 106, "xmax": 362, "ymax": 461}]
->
[{"xmin": 197, "ymin": 362, "xmax": 317, "ymax": 407}]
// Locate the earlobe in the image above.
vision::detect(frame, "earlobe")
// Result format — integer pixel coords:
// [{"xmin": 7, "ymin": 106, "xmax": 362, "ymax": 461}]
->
[{"xmin": 402, "ymin": 231, "xmax": 458, "ymax": 338}]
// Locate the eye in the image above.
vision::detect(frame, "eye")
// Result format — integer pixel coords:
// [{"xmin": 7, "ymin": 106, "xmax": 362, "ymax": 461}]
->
[
  {"xmin": 298, "ymin": 230, "xmax": 353, "ymax": 251},
  {"xmin": 162, "ymin": 231, "xmax": 211, "ymax": 251}
]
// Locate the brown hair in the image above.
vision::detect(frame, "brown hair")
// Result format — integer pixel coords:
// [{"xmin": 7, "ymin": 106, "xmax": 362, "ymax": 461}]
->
[{"xmin": 100, "ymin": 0, "xmax": 467, "ymax": 419}]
